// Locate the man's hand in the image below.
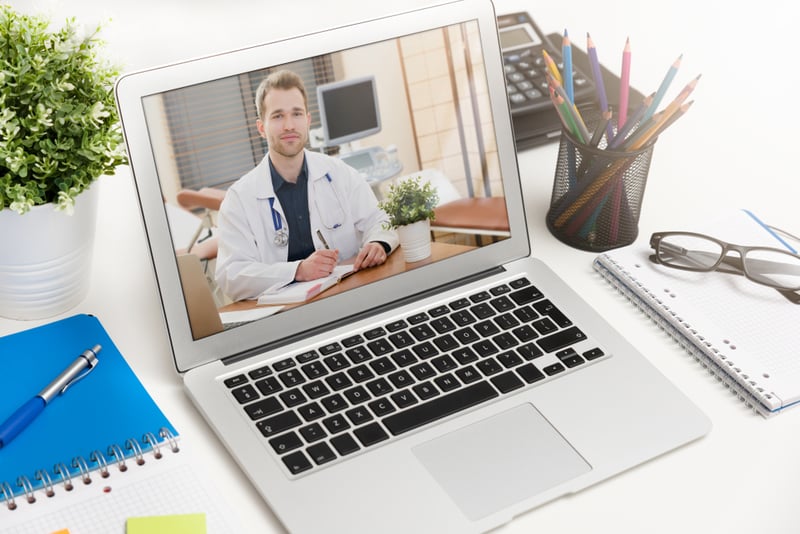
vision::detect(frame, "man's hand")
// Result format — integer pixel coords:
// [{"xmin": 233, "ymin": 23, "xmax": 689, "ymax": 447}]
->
[
  {"xmin": 352, "ymin": 242, "xmax": 387, "ymax": 271},
  {"xmin": 296, "ymin": 249, "xmax": 339, "ymax": 281}
]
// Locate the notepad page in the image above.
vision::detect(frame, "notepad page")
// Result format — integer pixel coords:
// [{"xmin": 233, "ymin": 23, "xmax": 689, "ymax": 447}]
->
[
  {"xmin": 595, "ymin": 209, "xmax": 800, "ymax": 412},
  {"xmin": 0, "ymin": 443, "xmax": 236, "ymax": 534}
]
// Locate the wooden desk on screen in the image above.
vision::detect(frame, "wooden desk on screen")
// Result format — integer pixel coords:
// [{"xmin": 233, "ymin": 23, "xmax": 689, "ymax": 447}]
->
[{"xmin": 220, "ymin": 241, "xmax": 474, "ymax": 312}]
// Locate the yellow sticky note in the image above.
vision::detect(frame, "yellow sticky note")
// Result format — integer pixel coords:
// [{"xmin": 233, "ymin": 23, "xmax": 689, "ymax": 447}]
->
[
  {"xmin": 126, "ymin": 513, "xmax": 206, "ymax": 534},
  {"xmin": 49, "ymin": 530, "xmax": 71, "ymax": 534}
]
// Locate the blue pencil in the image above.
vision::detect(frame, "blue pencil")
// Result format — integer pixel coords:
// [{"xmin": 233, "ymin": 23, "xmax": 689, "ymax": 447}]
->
[
  {"xmin": 562, "ymin": 29, "xmax": 574, "ymax": 103},
  {"xmin": 586, "ymin": 33, "xmax": 612, "ymax": 140},
  {"xmin": 641, "ymin": 54, "xmax": 682, "ymax": 124}
]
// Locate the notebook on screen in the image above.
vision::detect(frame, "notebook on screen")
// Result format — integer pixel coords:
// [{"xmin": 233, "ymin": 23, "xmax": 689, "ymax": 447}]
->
[{"xmin": 115, "ymin": 1, "xmax": 710, "ymax": 532}]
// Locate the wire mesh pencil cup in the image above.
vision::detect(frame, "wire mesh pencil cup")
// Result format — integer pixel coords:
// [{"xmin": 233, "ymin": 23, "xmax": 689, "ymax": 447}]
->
[{"xmin": 545, "ymin": 126, "xmax": 655, "ymax": 251}]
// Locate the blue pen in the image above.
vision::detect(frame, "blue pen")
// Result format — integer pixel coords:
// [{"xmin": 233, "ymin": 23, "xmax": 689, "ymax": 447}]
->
[{"xmin": 0, "ymin": 345, "xmax": 101, "ymax": 448}]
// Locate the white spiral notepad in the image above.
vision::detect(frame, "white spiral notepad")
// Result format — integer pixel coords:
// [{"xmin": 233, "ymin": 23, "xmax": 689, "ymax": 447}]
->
[{"xmin": 593, "ymin": 209, "xmax": 800, "ymax": 417}]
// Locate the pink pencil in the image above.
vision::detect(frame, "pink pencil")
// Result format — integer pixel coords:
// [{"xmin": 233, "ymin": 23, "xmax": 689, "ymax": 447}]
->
[{"xmin": 618, "ymin": 37, "xmax": 631, "ymax": 129}]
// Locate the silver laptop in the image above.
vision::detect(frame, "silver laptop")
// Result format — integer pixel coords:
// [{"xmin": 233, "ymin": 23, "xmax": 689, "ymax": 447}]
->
[{"xmin": 115, "ymin": 1, "xmax": 710, "ymax": 532}]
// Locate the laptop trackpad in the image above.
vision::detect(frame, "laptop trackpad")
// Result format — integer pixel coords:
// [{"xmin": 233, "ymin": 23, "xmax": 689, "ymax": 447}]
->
[{"xmin": 413, "ymin": 403, "xmax": 591, "ymax": 520}]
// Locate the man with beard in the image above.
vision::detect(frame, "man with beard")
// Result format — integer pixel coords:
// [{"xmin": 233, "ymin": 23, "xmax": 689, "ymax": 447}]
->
[{"xmin": 215, "ymin": 70, "xmax": 399, "ymax": 302}]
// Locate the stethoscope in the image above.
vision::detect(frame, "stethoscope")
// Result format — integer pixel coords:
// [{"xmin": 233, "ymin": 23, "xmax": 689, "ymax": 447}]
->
[{"xmin": 267, "ymin": 173, "xmax": 343, "ymax": 247}]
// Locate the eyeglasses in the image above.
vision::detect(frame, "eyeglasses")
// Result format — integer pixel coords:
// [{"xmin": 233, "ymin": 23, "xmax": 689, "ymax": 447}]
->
[{"xmin": 649, "ymin": 231, "xmax": 800, "ymax": 291}]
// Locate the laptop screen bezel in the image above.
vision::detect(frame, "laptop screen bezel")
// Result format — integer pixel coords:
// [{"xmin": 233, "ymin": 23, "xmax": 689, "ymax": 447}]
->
[{"xmin": 115, "ymin": 0, "xmax": 530, "ymax": 373}]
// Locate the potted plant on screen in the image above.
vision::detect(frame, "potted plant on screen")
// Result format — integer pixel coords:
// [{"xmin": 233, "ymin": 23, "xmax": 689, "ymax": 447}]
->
[
  {"xmin": 379, "ymin": 175, "xmax": 439, "ymax": 262},
  {"xmin": 0, "ymin": 5, "xmax": 127, "ymax": 320}
]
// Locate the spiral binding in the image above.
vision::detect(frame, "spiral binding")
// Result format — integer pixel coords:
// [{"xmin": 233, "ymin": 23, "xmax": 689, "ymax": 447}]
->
[
  {"xmin": 594, "ymin": 255, "xmax": 776, "ymax": 417},
  {"xmin": 0, "ymin": 427, "xmax": 179, "ymax": 511}
]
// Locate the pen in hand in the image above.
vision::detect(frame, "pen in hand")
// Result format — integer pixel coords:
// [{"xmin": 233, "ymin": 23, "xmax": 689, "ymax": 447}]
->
[
  {"xmin": 0, "ymin": 345, "xmax": 101, "ymax": 448},
  {"xmin": 316, "ymin": 229, "xmax": 331, "ymax": 250}
]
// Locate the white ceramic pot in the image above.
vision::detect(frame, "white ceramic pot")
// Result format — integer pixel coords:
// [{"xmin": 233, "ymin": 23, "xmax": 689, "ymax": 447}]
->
[
  {"xmin": 0, "ymin": 185, "xmax": 99, "ymax": 320},
  {"xmin": 397, "ymin": 219, "xmax": 432, "ymax": 263}
]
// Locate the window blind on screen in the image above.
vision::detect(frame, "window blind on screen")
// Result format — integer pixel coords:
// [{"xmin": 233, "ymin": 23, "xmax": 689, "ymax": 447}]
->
[{"xmin": 161, "ymin": 57, "xmax": 333, "ymax": 193}]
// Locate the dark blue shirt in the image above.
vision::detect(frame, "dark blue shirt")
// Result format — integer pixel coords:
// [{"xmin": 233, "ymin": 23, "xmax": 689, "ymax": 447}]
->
[{"xmin": 269, "ymin": 157, "xmax": 314, "ymax": 262}]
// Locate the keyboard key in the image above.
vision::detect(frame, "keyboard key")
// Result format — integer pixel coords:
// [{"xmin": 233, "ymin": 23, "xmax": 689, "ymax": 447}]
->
[
  {"xmin": 509, "ymin": 285, "xmax": 543, "ymax": 306},
  {"xmin": 453, "ymin": 326, "xmax": 480, "ymax": 345},
  {"xmin": 390, "ymin": 389, "xmax": 418, "ymax": 409},
  {"xmin": 494, "ymin": 312, "xmax": 520, "ymax": 330},
  {"xmin": 430, "ymin": 317, "xmax": 457, "ymax": 333},
  {"xmin": 321, "ymin": 393, "xmax": 347, "ymax": 413},
  {"xmin": 475, "ymin": 320, "xmax": 500, "ymax": 337},
  {"xmin": 301, "ymin": 361, "xmax": 328, "ymax": 379},
  {"xmin": 583, "ymin": 347, "xmax": 605, "ymax": 360},
  {"xmin": 341, "ymin": 334, "xmax": 364, "ymax": 348},
  {"xmin": 509, "ymin": 277, "xmax": 530, "ymax": 289},
  {"xmin": 365, "ymin": 377, "xmax": 393, "ymax": 397},
  {"xmin": 434, "ymin": 373, "xmax": 461, "ymax": 392},
  {"xmin": 391, "ymin": 349, "xmax": 417, "ymax": 367},
  {"xmin": 363, "ymin": 327, "xmax": 386, "ymax": 340},
  {"xmin": 410, "ymin": 324, "xmax": 436, "ymax": 341},
  {"xmin": 489, "ymin": 295, "xmax": 515, "ymax": 313},
  {"xmin": 537, "ymin": 326, "xmax": 587, "ymax": 353},
  {"xmin": 354, "ymin": 423, "xmax": 389, "ymax": 447},
  {"xmin": 409, "ymin": 362, "xmax": 435, "ymax": 381},
  {"xmin": 368, "ymin": 397, "xmax": 396, "ymax": 417},
  {"xmin": 319, "ymin": 342, "xmax": 342, "ymax": 356},
  {"xmin": 407, "ymin": 312, "xmax": 429, "ymax": 325},
  {"xmin": 346, "ymin": 406, "xmax": 374, "ymax": 425},
  {"xmin": 255, "ymin": 376, "xmax": 282, "ymax": 396},
  {"xmin": 258, "ymin": 411, "xmax": 302, "ymax": 437},
  {"xmin": 512, "ymin": 325, "xmax": 538, "ymax": 343},
  {"xmin": 497, "ymin": 351, "xmax": 523, "ymax": 368},
  {"xmin": 471, "ymin": 303, "xmax": 495, "ymax": 319},
  {"xmin": 513, "ymin": 305, "xmax": 539, "ymax": 323},
  {"xmin": 367, "ymin": 338, "xmax": 394, "ymax": 357},
  {"xmin": 302, "ymin": 380, "xmax": 331, "ymax": 399},
  {"xmin": 269, "ymin": 432, "xmax": 303, "ymax": 454},
  {"xmin": 307, "ymin": 442, "xmax": 337, "ymax": 465},
  {"xmin": 385, "ymin": 319, "xmax": 408, "ymax": 332},
  {"xmin": 533, "ymin": 300, "xmax": 572, "ymax": 328},
  {"xmin": 412, "ymin": 342, "xmax": 438, "ymax": 360},
  {"xmin": 469, "ymin": 291, "xmax": 491, "ymax": 303},
  {"xmin": 532, "ymin": 317, "xmax": 558, "ymax": 335},
  {"xmin": 543, "ymin": 362, "xmax": 566, "ymax": 376},
  {"xmin": 323, "ymin": 353, "xmax": 350, "ymax": 371},
  {"xmin": 517, "ymin": 363, "xmax": 545, "ymax": 383},
  {"xmin": 296, "ymin": 350, "xmax": 319, "ymax": 363},
  {"xmin": 299, "ymin": 423, "xmax": 327, "ymax": 443},
  {"xmin": 326, "ymin": 372, "xmax": 353, "ymax": 391},
  {"xmin": 450, "ymin": 309, "xmax": 475, "ymax": 326},
  {"xmin": 452, "ymin": 347, "xmax": 479, "ymax": 365},
  {"xmin": 279, "ymin": 369, "xmax": 306, "ymax": 387},
  {"xmin": 449, "ymin": 297, "xmax": 471, "ymax": 310},
  {"xmin": 346, "ymin": 346, "xmax": 372, "ymax": 363},
  {"xmin": 428, "ymin": 305, "xmax": 450, "ymax": 317},
  {"xmin": 431, "ymin": 354, "xmax": 457, "ymax": 373},
  {"xmin": 476, "ymin": 358, "xmax": 502, "ymax": 376},
  {"xmin": 369, "ymin": 357, "xmax": 397, "ymax": 375},
  {"xmin": 455, "ymin": 365, "xmax": 481, "ymax": 384},
  {"xmin": 231, "ymin": 384, "xmax": 259, "ymax": 404},
  {"xmin": 244, "ymin": 396, "xmax": 282, "ymax": 420},
  {"xmin": 383, "ymin": 382, "xmax": 499, "ymax": 436},
  {"xmin": 432, "ymin": 334, "xmax": 459, "ymax": 352},
  {"xmin": 248, "ymin": 366, "xmax": 272, "ymax": 380},
  {"xmin": 297, "ymin": 402, "xmax": 325, "ymax": 421},
  {"xmin": 224, "ymin": 374, "xmax": 248, "ymax": 388},
  {"xmin": 274, "ymin": 358, "xmax": 296, "ymax": 371},
  {"xmin": 386, "ymin": 330, "xmax": 413, "ymax": 350},
  {"xmin": 413, "ymin": 381, "xmax": 439, "ymax": 400},
  {"xmin": 517, "ymin": 343, "xmax": 544, "ymax": 360},
  {"xmin": 282, "ymin": 450, "xmax": 312, "ymax": 475},
  {"xmin": 322, "ymin": 414, "xmax": 351, "ymax": 434},
  {"xmin": 343, "ymin": 385, "xmax": 371, "ymax": 405},
  {"xmin": 387, "ymin": 369, "xmax": 413, "ymax": 388},
  {"xmin": 347, "ymin": 364, "xmax": 375, "ymax": 383},
  {"xmin": 492, "ymin": 333, "xmax": 519, "ymax": 350},
  {"xmin": 491, "ymin": 371, "xmax": 524, "ymax": 393},
  {"xmin": 279, "ymin": 389, "xmax": 307, "ymax": 408},
  {"xmin": 490, "ymin": 284, "xmax": 511, "ymax": 296},
  {"xmin": 330, "ymin": 434, "xmax": 360, "ymax": 456}
]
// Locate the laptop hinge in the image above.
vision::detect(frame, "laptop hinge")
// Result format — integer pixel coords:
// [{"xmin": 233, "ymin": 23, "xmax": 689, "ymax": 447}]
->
[{"xmin": 222, "ymin": 265, "xmax": 506, "ymax": 366}]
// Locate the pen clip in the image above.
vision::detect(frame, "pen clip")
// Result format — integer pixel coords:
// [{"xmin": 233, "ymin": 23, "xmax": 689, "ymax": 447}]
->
[{"xmin": 60, "ymin": 347, "xmax": 100, "ymax": 395}]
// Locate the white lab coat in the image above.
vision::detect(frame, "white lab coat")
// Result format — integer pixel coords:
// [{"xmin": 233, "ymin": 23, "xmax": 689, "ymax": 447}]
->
[{"xmin": 215, "ymin": 150, "xmax": 399, "ymax": 301}]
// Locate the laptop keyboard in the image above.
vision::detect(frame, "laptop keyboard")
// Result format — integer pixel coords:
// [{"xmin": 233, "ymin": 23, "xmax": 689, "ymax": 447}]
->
[{"xmin": 223, "ymin": 277, "xmax": 607, "ymax": 476}]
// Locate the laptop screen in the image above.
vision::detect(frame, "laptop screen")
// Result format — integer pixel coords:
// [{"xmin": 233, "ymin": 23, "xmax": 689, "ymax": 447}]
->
[{"xmin": 116, "ymin": 0, "xmax": 529, "ymax": 372}]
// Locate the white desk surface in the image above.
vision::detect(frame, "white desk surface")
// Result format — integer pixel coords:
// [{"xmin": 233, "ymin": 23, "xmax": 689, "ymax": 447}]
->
[{"xmin": 4, "ymin": 0, "xmax": 800, "ymax": 532}]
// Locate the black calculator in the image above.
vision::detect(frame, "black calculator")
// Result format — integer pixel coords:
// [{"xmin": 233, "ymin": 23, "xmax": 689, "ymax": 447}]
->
[{"xmin": 497, "ymin": 12, "xmax": 642, "ymax": 149}]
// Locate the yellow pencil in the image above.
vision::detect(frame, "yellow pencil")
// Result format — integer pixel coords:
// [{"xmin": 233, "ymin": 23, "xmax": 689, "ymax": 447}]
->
[{"xmin": 542, "ymin": 50, "xmax": 563, "ymax": 85}]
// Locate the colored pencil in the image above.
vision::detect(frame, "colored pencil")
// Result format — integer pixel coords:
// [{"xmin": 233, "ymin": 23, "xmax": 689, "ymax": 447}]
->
[
  {"xmin": 624, "ymin": 74, "xmax": 699, "ymax": 149},
  {"xmin": 542, "ymin": 50, "xmax": 562, "ymax": 85},
  {"xmin": 562, "ymin": 30, "xmax": 574, "ymax": 103},
  {"xmin": 608, "ymin": 93, "xmax": 653, "ymax": 149},
  {"xmin": 587, "ymin": 33, "xmax": 612, "ymax": 139},
  {"xmin": 618, "ymin": 37, "xmax": 631, "ymax": 129},
  {"xmin": 641, "ymin": 53, "xmax": 682, "ymax": 124}
]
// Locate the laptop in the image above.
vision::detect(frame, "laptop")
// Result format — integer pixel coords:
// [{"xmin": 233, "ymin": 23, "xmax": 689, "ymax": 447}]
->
[{"xmin": 115, "ymin": 1, "xmax": 710, "ymax": 532}]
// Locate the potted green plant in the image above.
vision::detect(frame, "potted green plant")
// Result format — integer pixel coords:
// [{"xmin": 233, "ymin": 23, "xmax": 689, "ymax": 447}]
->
[
  {"xmin": 379, "ymin": 175, "xmax": 439, "ymax": 262},
  {"xmin": 0, "ymin": 5, "xmax": 127, "ymax": 319}
]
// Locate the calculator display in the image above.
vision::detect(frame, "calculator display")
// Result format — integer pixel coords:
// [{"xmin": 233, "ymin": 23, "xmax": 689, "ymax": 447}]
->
[{"xmin": 499, "ymin": 24, "xmax": 542, "ymax": 52}]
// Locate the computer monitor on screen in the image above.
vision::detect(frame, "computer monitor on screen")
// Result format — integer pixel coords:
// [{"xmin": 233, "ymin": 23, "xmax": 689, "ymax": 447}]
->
[{"xmin": 317, "ymin": 75, "xmax": 381, "ymax": 146}]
